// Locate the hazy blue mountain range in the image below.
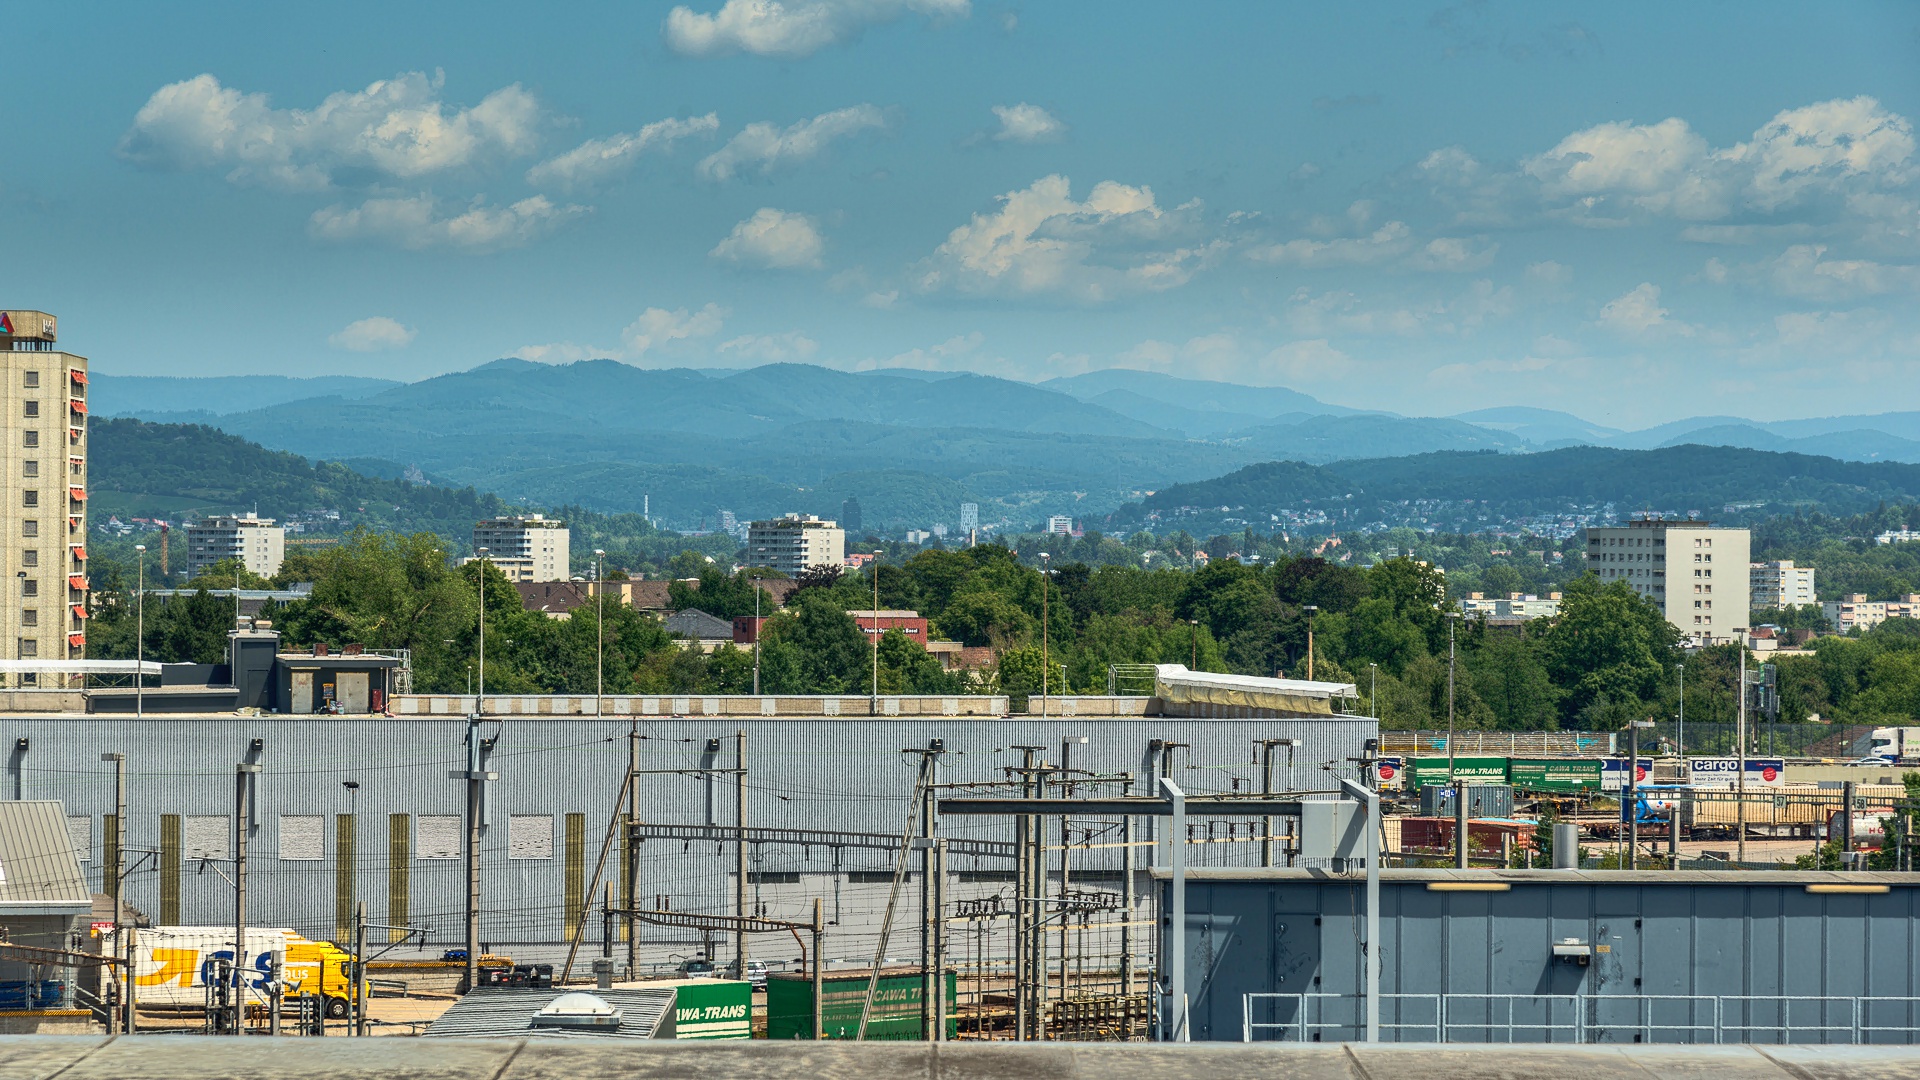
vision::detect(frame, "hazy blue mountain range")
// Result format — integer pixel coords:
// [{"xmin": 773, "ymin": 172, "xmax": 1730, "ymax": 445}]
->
[
  {"xmin": 1120, "ymin": 445, "xmax": 1920, "ymax": 531},
  {"xmin": 91, "ymin": 374, "xmax": 401, "ymax": 417},
  {"xmin": 85, "ymin": 361, "xmax": 1920, "ymax": 528}
]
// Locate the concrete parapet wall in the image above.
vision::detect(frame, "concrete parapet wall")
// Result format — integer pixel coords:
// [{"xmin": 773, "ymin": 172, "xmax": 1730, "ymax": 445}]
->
[
  {"xmin": 0, "ymin": 1035, "xmax": 1912, "ymax": 1077},
  {"xmin": 391, "ymin": 694, "xmax": 1011, "ymax": 717}
]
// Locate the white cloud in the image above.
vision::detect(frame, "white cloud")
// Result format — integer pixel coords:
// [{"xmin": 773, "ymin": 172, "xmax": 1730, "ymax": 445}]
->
[
  {"xmin": 718, "ymin": 331, "xmax": 819, "ymax": 361},
  {"xmin": 918, "ymin": 175, "xmax": 1218, "ymax": 302},
  {"xmin": 119, "ymin": 72, "xmax": 543, "ymax": 191},
  {"xmin": 992, "ymin": 103, "xmax": 1066, "ymax": 143},
  {"xmin": 664, "ymin": 0, "xmax": 969, "ymax": 58},
  {"xmin": 1596, "ymin": 282, "xmax": 1692, "ymax": 338},
  {"xmin": 709, "ymin": 208, "xmax": 826, "ymax": 269},
  {"xmin": 1726, "ymin": 96, "xmax": 1916, "ymax": 210},
  {"xmin": 1518, "ymin": 97, "xmax": 1916, "ymax": 225},
  {"xmin": 698, "ymin": 105, "xmax": 888, "ymax": 181},
  {"xmin": 307, "ymin": 194, "xmax": 586, "ymax": 252},
  {"xmin": 1247, "ymin": 221, "xmax": 1414, "ymax": 267},
  {"xmin": 511, "ymin": 342, "xmax": 602, "ymax": 364},
  {"xmin": 623, "ymin": 304, "xmax": 727, "ymax": 356},
  {"xmin": 328, "ymin": 316, "xmax": 416, "ymax": 352},
  {"xmin": 1285, "ymin": 280, "xmax": 1512, "ymax": 338},
  {"xmin": 1408, "ymin": 236, "xmax": 1498, "ymax": 272},
  {"xmin": 527, "ymin": 113, "xmax": 719, "ymax": 191},
  {"xmin": 1525, "ymin": 116, "xmax": 1728, "ymax": 220},
  {"xmin": 1711, "ymin": 244, "xmax": 1920, "ymax": 302},
  {"xmin": 862, "ymin": 332, "xmax": 996, "ymax": 373},
  {"xmin": 862, "ymin": 290, "xmax": 899, "ymax": 308},
  {"xmin": 1263, "ymin": 340, "xmax": 1354, "ymax": 384},
  {"xmin": 1526, "ymin": 260, "xmax": 1572, "ymax": 284}
]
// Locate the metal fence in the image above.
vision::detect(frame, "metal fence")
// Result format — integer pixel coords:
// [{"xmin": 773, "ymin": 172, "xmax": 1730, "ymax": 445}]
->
[{"xmin": 1243, "ymin": 993, "xmax": 1920, "ymax": 1044}]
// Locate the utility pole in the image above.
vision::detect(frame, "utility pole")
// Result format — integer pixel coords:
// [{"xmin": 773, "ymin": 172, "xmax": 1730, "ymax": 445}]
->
[
  {"xmin": 102, "ymin": 752, "xmax": 131, "ymax": 1033},
  {"xmin": 452, "ymin": 716, "xmax": 497, "ymax": 993},
  {"xmin": 1369, "ymin": 662, "xmax": 1379, "ymax": 723},
  {"xmin": 234, "ymin": 756, "xmax": 260, "ymax": 1036},
  {"xmin": 594, "ymin": 549, "xmax": 605, "ymax": 717},
  {"xmin": 751, "ymin": 584, "xmax": 761, "ymax": 695},
  {"xmin": 1446, "ymin": 613, "xmax": 1460, "ymax": 783},
  {"xmin": 626, "ymin": 721, "xmax": 639, "ymax": 978},
  {"xmin": 1056, "ymin": 735, "xmax": 1083, "ymax": 1018},
  {"xmin": 1010, "ymin": 744, "xmax": 1043, "ymax": 1041},
  {"xmin": 134, "ymin": 544, "xmax": 147, "ymax": 718},
  {"xmin": 354, "ymin": 901, "xmax": 368, "ymax": 1036},
  {"xmin": 870, "ymin": 552, "xmax": 882, "ymax": 715},
  {"xmin": 1736, "ymin": 647, "xmax": 1748, "ymax": 864},
  {"xmin": 735, "ymin": 731, "xmax": 748, "ymax": 980},
  {"xmin": 1626, "ymin": 720, "xmax": 1653, "ymax": 870},
  {"xmin": 1258, "ymin": 740, "xmax": 1300, "ymax": 866}
]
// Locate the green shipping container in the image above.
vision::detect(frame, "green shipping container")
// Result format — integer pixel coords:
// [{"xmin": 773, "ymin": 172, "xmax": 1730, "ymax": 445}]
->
[
  {"xmin": 1409, "ymin": 756, "xmax": 1510, "ymax": 789},
  {"xmin": 765, "ymin": 969, "xmax": 957, "ymax": 1041},
  {"xmin": 672, "ymin": 980, "xmax": 752, "ymax": 1039},
  {"xmin": 1509, "ymin": 758, "xmax": 1604, "ymax": 793}
]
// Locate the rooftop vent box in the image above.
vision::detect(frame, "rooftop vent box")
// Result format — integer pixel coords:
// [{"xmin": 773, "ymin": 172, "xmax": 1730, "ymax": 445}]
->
[{"xmin": 530, "ymin": 992, "xmax": 623, "ymax": 1031}]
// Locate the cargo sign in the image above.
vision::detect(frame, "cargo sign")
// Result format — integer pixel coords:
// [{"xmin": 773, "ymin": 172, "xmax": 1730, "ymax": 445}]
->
[
  {"xmin": 1408, "ymin": 757, "xmax": 1508, "ymax": 789},
  {"xmin": 672, "ymin": 980, "xmax": 751, "ymax": 1039},
  {"xmin": 1509, "ymin": 758, "xmax": 1603, "ymax": 792},
  {"xmin": 1688, "ymin": 757, "xmax": 1786, "ymax": 789}
]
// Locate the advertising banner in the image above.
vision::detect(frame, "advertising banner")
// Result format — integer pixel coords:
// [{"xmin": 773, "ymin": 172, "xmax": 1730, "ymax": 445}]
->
[{"xmin": 1687, "ymin": 757, "xmax": 1785, "ymax": 789}]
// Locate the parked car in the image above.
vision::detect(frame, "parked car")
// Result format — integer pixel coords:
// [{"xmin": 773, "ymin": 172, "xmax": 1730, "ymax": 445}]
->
[
  {"xmin": 724, "ymin": 959, "xmax": 769, "ymax": 990},
  {"xmin": 677, "ymin": 957, "xmax": 717, "ymax": 978}
]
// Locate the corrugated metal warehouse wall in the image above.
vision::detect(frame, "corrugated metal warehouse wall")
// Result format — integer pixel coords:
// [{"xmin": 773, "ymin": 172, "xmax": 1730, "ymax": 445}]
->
[
  {"xmin": 3, "ymin": 711, "xmax": 1374, "ymax": 957},
  {"xmin": 1165, "ymin": 869, "xmax": 1920, "ymax": 1043}
]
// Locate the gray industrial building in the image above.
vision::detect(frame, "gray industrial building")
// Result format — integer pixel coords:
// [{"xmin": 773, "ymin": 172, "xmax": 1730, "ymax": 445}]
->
[
  {"xmin": 1, "ymin": 703, "xmax": 1374, "ymax": 975},
  {"xmin": 1165, "ymin": 867, "xmax": 1920, "ymax": 1044}
]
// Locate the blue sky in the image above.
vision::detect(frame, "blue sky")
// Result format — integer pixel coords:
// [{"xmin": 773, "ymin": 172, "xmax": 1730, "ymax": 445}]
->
[{"xmin": 7, "ymin": 1, "xmax": 1920, "ymax": 427}]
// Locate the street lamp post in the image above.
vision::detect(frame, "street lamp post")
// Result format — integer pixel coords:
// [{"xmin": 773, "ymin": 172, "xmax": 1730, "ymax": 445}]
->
[
  {"xmin": 1676, "ymin": 661, "xmax": 1686, "ymax": 760},
  {"xmin": 134, "ymin": 545, "xmax": 146, "ymax": 718},
  {"xmin": 476, "ymin": 547, "xmax": 489, "ymax": 716},
  {"xmin": 870, "ymin": 551, "xmax": 882, "ymax": 712},
  {"xmin": 1446, "ymin": 613, "xmax": 1461, "ymax": 783},
  {"xmin": 1303, "ymin": 605, "xmax": 1319, "ymax": 681},
  {"xmin": 594, "ymin": 549, "xmax": 606, "ymax": 717},
  {"xmin": 1189, "ymin": 619, "xmax": 1199, "ymax": 670},
  {"xmin": 751, "ymin": 580, "xmax": 761, "ymax": 695},
  {"xmin": 1369, "ymin": 662, "xmax": 1379, "ymax": 721},
  {"xmin": 1039, "ymin": 552, "xmax": 1050, "ymax": 716}
]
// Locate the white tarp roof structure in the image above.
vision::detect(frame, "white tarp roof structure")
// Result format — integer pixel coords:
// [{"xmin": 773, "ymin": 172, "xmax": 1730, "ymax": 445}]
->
[
  {"xmin": 0, "ymin": 660, "xmax": 162, "ymax": 674},
  {"xmin": 1152, "ymin": 664, "xmax": 1358, "ymax": 717}
]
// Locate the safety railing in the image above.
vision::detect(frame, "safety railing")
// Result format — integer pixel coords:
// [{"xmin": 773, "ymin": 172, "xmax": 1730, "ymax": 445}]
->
[{"xmin": 1243, "ymin": 993, "xmax": 1920, "ymax": 1044}]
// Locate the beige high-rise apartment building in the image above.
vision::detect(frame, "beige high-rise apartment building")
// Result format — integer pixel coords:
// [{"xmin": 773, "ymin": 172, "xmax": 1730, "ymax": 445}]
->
[
  {"xmin": 1750, "ymin": 559, "xmax": 1816, "ymax": 610},
  {"xmin": 746, "ymin": 514, "xmax": 845, "ymax": 576},
  {"xmin": 0, "ymin": 311, "xmax": 87, "ymax": 682},
  {"xmin": 186, "ymin": 515, "xmax": 285, "ymax": 579},
  {"xmin": 471, "ymin": 514, "xmax": 571, "ymax": 582},
  {"xmin": 1584, "ymin": 518, "xmax": 1751, "ymax": 646}
]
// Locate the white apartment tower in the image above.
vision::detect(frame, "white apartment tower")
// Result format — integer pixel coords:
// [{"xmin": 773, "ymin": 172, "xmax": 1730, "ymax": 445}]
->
[
  {"xmin": 185, "ymin": 515, "xmax": 285, "ymax": 579},
  {"xmin": 1584, "ymin": 518, "xmax": 1751, "ymax": 646},
  {"xmin": 1750, "ymin": 560, "xmax": 1816, "ymax": 610},
  {"xmin": 746, "ymin": 514, "xmax": 845, "ymax": 576},
  {"xmin": 0, "ymin": 311, "xmax": 86, "ymax": 681},
  {"xmin": 472, "ymin": 514, "xmax": 571, "ymax": 582}
]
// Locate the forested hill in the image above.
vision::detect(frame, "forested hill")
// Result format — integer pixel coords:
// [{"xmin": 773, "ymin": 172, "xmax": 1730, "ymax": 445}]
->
[
  {"xmin": 89, "ymin": 417, "xmax": 510, "ymax": 537},
  {"xmin": 1125, "ymin": 445, "xmax": 1920, "ymax": 522}
]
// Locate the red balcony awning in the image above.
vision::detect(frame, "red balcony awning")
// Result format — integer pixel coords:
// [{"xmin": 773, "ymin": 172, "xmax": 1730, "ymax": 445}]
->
[
  {"xmin": 68, "ymin": 487, "xmax": 84, "ymax": 501},
  {"xmin": 68, "ymin": 575, "xmax": 87, "ymax": 591},
  {"xmin": 67, "ymin": 633, "xmax": 85, "ymax": 648},
  {"xmin": 70, "ymin": 544, "xmax": 86, "ymax": 561},
  {"xmin": 68, "ymin": 369, "xmax": 87, "ymax": 384},
  {"xmin": 70, "ymin": 604, "xmax": 86, "ymax": 621},
  {"xmin": 69, "ymin": 400, "xmax": 85, "ymax": 415}
]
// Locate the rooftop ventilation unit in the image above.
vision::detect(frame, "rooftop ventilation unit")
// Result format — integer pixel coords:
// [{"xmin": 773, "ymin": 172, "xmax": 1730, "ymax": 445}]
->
[{"xmin": 530, "ymin": 992, "xmax": 623, "ymax": 1032}]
